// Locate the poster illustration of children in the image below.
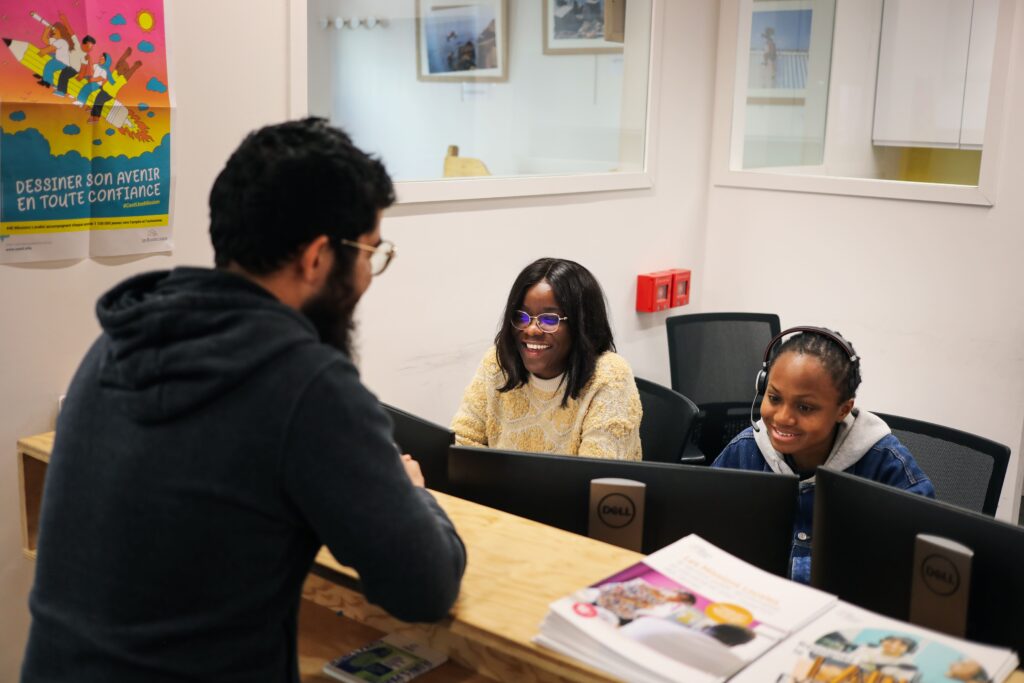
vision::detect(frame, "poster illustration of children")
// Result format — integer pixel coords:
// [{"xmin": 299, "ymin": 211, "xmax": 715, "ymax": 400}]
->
[{"xmin": 0, "ymin": 0, "xmax": 172, "ymax": 263}]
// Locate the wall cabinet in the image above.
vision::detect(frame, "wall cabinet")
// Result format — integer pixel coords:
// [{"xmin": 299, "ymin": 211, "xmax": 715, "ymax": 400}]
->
[{"xmin": 873, "ymin": 0, "xmax": 998, "ymax": 150}]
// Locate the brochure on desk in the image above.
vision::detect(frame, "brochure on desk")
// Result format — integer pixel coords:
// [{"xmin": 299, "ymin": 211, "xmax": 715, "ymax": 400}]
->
[
  {"xmin": 535, "ymin": 534, "xmax": 838, "ymax": 683},
  {"xmin": 322, "ymin": 632, "xmax": 446, "ymax": 683},
  {"xmin": 732, "ymin": 601, "xmax": 1018, "ymax": 683},
  {"xmin": 535, "ymin": 535, "xmax": 1018, "ymax": 683}
]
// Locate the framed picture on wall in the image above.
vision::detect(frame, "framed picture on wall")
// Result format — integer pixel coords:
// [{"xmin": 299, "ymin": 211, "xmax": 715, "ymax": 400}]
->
[
  {"xmin": 543, "ymin": 0, "xmax": 624, "ymax": 55},
  {"xmin": 416, "ymin": 0, "xmax": 508, "ymax": 82},
  {"xmin": 749, "ymin": 0, "xmax": 811, "ymax": 104},
  {"xmin": 734, "ymin": 0, "xmax": 835, "ymax": 169}
]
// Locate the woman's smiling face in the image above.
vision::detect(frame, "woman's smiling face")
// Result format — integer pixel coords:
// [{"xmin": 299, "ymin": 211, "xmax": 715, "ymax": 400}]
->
[{"xmin": 515, "ymin": 280, "xmax": 572, "ymax": 380}]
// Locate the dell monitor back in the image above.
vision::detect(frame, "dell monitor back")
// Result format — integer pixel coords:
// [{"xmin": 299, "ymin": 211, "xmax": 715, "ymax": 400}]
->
[
  {"xmin": 381, "ymin": 403, "xmax": 454, "ymax": 494},
  {"xmin": 448, "ymin": 445, "xmax": 798, "ymax": 576},
  {"xmin": 813, "ymin": 467, "xmax": 1024, "ymax": 654}
]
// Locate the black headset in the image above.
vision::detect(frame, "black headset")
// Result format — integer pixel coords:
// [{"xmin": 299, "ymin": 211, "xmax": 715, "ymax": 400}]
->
[{"xmin": 750, "ymin": 326, "xmax": 859, "ymax": 432}]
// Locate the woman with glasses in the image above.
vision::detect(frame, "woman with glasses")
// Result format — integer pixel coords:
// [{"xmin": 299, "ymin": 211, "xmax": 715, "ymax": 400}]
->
[{"xmin": 451, "ymin": 258, "xmax": 642, "ymax": 460}]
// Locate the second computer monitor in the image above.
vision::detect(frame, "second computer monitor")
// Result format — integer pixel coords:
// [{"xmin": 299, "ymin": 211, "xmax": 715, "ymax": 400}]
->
[
  {"xmin": 448, "ymin": 445, "xmax": 798, "ymax": 576},
  {"xmin": 381, "ymin": 403, "xmax": 454, "ymax": 494},
  {"xmin": 813, "ymin": 467, "xmax": 1024, "ymax": 654}
]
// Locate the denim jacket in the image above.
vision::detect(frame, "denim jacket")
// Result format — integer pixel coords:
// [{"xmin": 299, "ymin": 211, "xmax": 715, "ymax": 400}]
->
[{"xmin": 711, "ymin": 409, "xmax": 935, "ymax": 584}]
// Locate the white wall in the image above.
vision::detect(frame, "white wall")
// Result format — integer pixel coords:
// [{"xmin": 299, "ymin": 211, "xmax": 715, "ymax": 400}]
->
[
  {"xmin": 0, "ymin": 1, "xmax": 720, "ymax": 678},
  {"xmin": 702, "ymin": 3, "xmax": 1024, "ymax": 520}
]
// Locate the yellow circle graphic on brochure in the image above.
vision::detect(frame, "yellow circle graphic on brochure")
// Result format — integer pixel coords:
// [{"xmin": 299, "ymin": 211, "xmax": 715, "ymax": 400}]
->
[
  {"xmin": 138, "ymin": 10, "xmax": 155, "ymax": 31},
  {"xmin": 705, "ymin": 602, "xmax": 754, "ymax": 625}
]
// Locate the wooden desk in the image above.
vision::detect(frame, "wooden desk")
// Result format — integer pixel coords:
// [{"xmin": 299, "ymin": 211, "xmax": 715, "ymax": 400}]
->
[
  {"xmin": 304, "ymin": 492, "xmax": 1024, "ymax": 683},
  {"xmin": 18, "ymin": 433, "xmax": 1023, "ymax": 682},
  {"xmin": 18, "ymin": 432, "xmax": 621, "ymax": 680},
  {"xmin": 304, "ymin": 491, "xmax": 642, "ymax": 683}
]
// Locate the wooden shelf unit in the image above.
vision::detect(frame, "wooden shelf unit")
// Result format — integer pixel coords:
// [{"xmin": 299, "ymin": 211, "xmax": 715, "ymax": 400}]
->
[{"xmin": 17, "ymin": 432, "xmax": 54, "ymax": 560}]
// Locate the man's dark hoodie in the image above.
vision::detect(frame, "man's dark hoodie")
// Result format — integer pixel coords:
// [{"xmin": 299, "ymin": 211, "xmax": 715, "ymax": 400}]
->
[{"xmin": 21, "ymin": 268, "xmax": 466, "ymax": 683}]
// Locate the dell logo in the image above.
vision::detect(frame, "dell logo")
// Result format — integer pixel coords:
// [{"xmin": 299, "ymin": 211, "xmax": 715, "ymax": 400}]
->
[
  {"xmin": 597, "ymin": 493, "xmax": 636, "ymax": 529},
  {"xmin": 921, "ymin": 554, "xmax": 960, "ymax": 596}
]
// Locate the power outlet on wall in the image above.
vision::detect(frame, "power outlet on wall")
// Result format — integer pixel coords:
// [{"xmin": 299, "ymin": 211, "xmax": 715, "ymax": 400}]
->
[{"xmin": 58, "ymin": 394, "xmax": 66, "ymax": 414}]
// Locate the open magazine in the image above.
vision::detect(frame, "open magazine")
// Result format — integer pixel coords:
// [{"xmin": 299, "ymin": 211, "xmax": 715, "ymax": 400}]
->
[
  {"xmin": 535, "ymin": 534, "xmax": 838, "ymax": 683},
  {"xmin": 732, "ymin": 601, "xmax": 1019, "ymax": 683},
  {"xmin": 534, "ymin": 535, "xmax": 1018, "ymax": 683}
]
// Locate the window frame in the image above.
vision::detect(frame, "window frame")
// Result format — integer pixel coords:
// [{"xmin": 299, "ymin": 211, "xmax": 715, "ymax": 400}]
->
[
  {"xmin": 708, "ymin": 0, "xmax": 1016, "ymax": 206},
  {"xmin": 288, "ymin": 0, "xmax": 665, "ymax": 204}
]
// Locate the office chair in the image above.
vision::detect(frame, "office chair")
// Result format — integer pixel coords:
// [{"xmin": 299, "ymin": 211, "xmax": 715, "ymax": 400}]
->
[
  {"xmin": 634, "ymin": 377, "xmax": 703, "ymax": 465},
  {"xmin": 875, "ymin": 412, "xmax": 1009, "ymax": 517},
  {"xmin": 665, "ymin": 312, "xmax": 781, "ymax": 458}
]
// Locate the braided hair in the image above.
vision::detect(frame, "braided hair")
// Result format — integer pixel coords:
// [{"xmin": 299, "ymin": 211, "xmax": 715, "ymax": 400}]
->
[{"xmin": 770, "ymin": 329, "xmax": 861, "ymax": 402}]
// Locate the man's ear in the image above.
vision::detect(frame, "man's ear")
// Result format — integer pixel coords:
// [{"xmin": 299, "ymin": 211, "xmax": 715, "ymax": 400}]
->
[{"xmin": 297, "ymin": 235, "xmax": 333, "ymax": 286}]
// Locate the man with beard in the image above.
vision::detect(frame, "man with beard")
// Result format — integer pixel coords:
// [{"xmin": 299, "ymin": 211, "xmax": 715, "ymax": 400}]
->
[{"xmin": 21, "ymin": 119, "xmax": 466, "ymax": 683}]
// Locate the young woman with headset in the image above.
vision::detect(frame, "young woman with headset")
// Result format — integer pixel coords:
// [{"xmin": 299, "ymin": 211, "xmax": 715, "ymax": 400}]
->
[{"xmin": 711, "ymin": 327, "xmax": 935, "ymax": 584}]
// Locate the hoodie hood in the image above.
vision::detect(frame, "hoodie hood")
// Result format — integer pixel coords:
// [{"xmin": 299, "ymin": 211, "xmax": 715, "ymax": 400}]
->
[
  {"xmin": 96, "ymin": 267, "xmax": 319, "ymax": 423},
  {"xmin": 752, "ymin": 408, "xmax": 891, "ymax": 484}
]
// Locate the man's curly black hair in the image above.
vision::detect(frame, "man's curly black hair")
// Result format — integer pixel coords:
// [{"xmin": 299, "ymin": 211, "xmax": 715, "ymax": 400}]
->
[{"xmin": 209, "ymin": 118, "xmax": 394, "ymax": 275}]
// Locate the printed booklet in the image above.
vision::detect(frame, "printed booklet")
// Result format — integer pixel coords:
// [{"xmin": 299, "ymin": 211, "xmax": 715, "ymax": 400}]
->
[
  {"xmin": 322, "ymin": 632, "xmax": 447, "ymax": 683},
  {"xmin": 534, "ymin": 535, "xmax": 1018, "ymax": 683},
  {"xmin": 732, "ymin": 601, "xmax": 1019, "ymax": 683},
  {"xmin": 535, "ymin": 534, "xmax": 838, "ymax": 683}
]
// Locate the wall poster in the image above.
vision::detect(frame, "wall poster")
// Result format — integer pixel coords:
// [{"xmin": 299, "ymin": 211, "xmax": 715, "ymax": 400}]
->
[{"xmin": 0, "ymin": 0, "xmax": 172, "ymax": 263}]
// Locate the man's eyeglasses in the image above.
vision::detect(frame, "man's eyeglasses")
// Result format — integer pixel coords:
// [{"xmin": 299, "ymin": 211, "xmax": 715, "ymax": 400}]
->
[
  {"xmin": 339, "ymin": 239, "xmax": 396, "ymax": 276},
  {"xmin": 510, "ymin": 310, "xmax": 568, "ymax": 333}
]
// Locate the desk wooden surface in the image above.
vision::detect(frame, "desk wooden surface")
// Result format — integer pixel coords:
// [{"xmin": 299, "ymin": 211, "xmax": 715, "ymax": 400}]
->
[
  {"xmin": 17, "ymin": 432, "xmax": 1022, "ymax": 682},
  {"xmin": 307, "ymin": 491, "xmax": 1024, "ymax": 683},
  {"xmin": 306, "ymin": 490, "xmax": 644, "ymax": 683}
]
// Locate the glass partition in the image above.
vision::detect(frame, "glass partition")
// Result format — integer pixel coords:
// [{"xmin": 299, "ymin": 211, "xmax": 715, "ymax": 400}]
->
[
  {"xmin": 306, "ymin": 0, "xmax": 654, "ymax": 184},
  {"xmin": 720, "ymin": 0, "xmax": 1008, "ymax": 200}
]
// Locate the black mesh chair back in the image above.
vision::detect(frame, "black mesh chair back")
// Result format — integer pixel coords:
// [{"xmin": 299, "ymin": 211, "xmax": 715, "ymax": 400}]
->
[
  {"xmin": 666, "ymin": 312, "xmax": 781, "ymax": 404},
  {"xmin": 665, "ymin": 313, "xmax": 781, "ymax": 457},
  {"xmin": 635, "ymin": 377, "xmax": 702, "ymax": 465},
  {"xmin": 875, "ymin": 412, "xmax": 1009, "ymax": 517}
]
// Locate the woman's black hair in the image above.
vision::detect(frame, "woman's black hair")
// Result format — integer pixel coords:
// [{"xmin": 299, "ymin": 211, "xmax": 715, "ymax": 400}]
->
[
  {"xmin": 770, "ymin": 329, "xmax": 862, "ymax": 402},
  {"xmin": 494, "ymin": 258, "xmax": 615, "ymax": 407}
]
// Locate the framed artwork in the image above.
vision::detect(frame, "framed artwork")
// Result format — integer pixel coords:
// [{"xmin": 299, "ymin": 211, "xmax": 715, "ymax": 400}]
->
[
  {"xmin": 734, "ymin": 0, "xmax": 835, "ymax": 170},
  {"xmin": 746, "ymin": 3, "xmax": 816, "ymax": 104},
  {"xmin": 543, "ymin": 0, "xmax": 624, "ymax": 55},
  {"xmin": 416, "ymin": 0, "xmax": 508, "ymax": 82}
]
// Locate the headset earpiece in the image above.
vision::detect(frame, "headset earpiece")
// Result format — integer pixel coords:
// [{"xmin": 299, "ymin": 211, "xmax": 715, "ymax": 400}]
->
[
  {"xmin": 754, "ymin": 366, "xmax": 768, "ymax": 397},
  {"xmin": 750, "ymin": 366, "xmax": 768, "ymax": 432}
]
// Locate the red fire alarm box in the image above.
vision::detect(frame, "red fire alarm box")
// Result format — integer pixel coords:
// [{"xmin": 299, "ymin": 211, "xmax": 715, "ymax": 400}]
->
[
  {"xmin": 636, "ymin": 271, "xmax": 673, "ymax": 312},
  {"xmin": 668, "ymin": 269, "xmax": 691, "ymax": 307}
]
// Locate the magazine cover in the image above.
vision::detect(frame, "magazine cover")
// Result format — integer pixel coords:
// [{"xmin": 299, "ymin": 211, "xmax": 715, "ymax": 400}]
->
[
  {"xmin": 731, "ymin": 602, "xmax": 1019, "ymax": 683},
  {"xmin": 536, "ymin": 535, "xmax": 837, "ymax": 683},
  {"xmin": 322, "ymin": 632, "xmax": 447, "ymax": 683}
]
